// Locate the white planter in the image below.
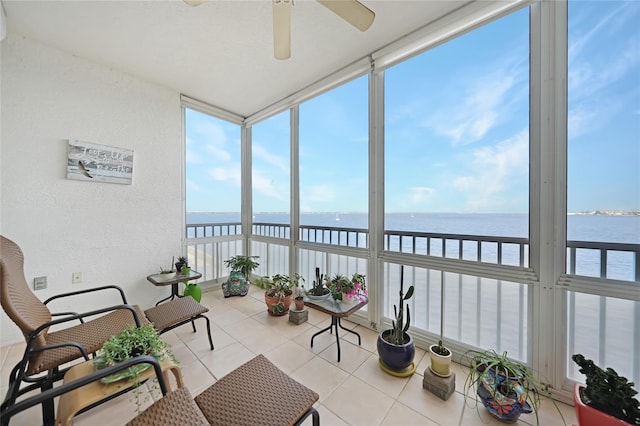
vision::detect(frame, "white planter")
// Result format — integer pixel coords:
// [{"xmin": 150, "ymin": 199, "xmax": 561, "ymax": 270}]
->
[{"xmin": 429, "ymin": 344, "xmax": 452, "ymax": 377}]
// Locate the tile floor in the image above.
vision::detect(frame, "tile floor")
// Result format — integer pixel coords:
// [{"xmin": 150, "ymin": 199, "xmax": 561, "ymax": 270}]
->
[{"xmin": 0, "ymin": 286, "xmax": 577, "ymax": 425}]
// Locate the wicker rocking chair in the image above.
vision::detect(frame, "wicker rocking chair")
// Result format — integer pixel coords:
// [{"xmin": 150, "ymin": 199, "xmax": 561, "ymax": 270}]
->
[{"xmin": 0, "ymin": 235, "xmax": 148, "ymax": 425}]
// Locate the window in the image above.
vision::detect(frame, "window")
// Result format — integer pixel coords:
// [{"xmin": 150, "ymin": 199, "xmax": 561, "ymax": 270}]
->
[
  {"xmin": 565, "ymin": 0, "xmax": 639, "ymax": 390},
  {"xmin": 384, "ymin": 9, "xmax": 530, "ymax": 267},
  {"xmin": 299, "ymin": 76, "xmax": 369, "ymax": 246},
  {"xmin": 252, "ymin": 110, "xmax": 291, "ymax": 236}
]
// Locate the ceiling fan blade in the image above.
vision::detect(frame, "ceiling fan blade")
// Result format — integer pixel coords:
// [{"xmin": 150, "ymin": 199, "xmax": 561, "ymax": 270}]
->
[
  {"xmin": 317, "ymin": 0, "xmax": 375, "ymax": 32},
  {"xmin": 273, "ymin": 0, "xmax": 292, "ymax": 60},
  {"xmin": 183, "ymin": 0, "xmax": 206, "ymax": 6}
]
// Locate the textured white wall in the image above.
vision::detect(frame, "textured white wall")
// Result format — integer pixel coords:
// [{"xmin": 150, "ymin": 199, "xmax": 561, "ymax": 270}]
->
[{"xmin": 1, "ymin": 34, "xmax": 184, "ymax": 346}]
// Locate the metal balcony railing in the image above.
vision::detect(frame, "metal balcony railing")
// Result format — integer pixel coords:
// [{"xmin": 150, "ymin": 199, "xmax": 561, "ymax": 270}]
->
[{"xmin": 186, "ymin": 221, "xmax": 639, "ymax": 389}]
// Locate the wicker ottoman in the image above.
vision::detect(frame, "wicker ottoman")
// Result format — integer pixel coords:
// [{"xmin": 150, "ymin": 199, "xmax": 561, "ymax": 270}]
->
[
  {"xmin": 144, "ymin": 297, "xmax": 214, "ymax": 350},
  {"xmin": 195, "ymin": 354, "xmax": 319, "ymax": 426}
]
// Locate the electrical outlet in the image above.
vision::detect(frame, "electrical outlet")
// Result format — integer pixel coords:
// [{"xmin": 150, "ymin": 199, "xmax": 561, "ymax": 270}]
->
[
  {"xmin": 72, "ymin": 272, "xmax": 82, "ymax": 284},
  {"xmin": 34, "ymin": 276, "xmax": 47, "ymax": 290}
]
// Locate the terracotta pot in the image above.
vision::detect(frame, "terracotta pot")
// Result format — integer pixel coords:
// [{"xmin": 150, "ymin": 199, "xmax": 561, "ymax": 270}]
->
[
  {"xmin": 264, "ymin": 292, "xmax": 293, "ymax": 316},
  {"xmin": 574, "ymin": 384, "xmax": 631, "ymax": 426},
  {"xmin": 294, "ymin": 296, "xmax": 304, "ymax": 311}
]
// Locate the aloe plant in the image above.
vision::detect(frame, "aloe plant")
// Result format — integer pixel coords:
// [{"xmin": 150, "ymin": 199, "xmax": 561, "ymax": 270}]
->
[{"xmin": 387, "ymin": 266, "xmax": 414, "ymax": 345}]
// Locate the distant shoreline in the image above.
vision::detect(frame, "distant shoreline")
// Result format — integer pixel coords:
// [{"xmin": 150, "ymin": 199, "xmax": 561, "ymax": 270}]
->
[
  {"xmin": 571, "ymin": 210, "xmax": 639, "ymax": 216},
  {"xmin": 188, "ymin": 210, "xmax": 640, "ymax": 216}
]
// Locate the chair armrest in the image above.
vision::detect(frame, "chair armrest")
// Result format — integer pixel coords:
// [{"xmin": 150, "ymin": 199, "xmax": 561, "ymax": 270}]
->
[
  {"xmin": 0, "ymin": 355, "xmax": 167, "ymax": 424},
  {"xmin": 43, "ymin": 285, "xmax": 128, "ymax": 305},
  {"xmin": 28, "ymin": 304, "xmax": 142, "ymax": 343}
]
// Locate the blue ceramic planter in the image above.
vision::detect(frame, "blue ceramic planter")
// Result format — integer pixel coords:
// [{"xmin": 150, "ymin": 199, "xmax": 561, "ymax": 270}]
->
[{"xmin": 377, "ymin": 330, "xmax": 415, "ymax": 371}]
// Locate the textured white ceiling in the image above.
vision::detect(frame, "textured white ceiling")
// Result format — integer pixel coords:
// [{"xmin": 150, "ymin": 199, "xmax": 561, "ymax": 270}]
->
[{"xmin": 3, "ymin": 0, "xmax": 469, "ymax": 117}]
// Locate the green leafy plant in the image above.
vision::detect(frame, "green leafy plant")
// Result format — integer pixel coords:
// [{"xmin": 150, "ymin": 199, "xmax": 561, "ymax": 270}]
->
[
  {"xmin": 255, "ymin": 273, "xmax": 304, "ymax": 315},
  {"xmin": 95, "ymin": 324, "xmax": 177, "ymax": 412},
  {"xmin": 382, "ymin": 274, "xmax": 414, "ymax": 345},
  {"xmin": 255, "ymin": 273, "xmax": 304, "ymax": 299},
  {"xmin": 326, "ymin": 273, "xmax": 367, "ymax": 302},
  {"xmin": 224, "ymin": 255, "xmax": 260, "ymax": 281},
  {"xmin": 462, "ymin": 349, "xmax": 564, "ymax": 425},
  {"xmin": 572, "ymin": 354, "xmax": 640, "ymax": 425}
]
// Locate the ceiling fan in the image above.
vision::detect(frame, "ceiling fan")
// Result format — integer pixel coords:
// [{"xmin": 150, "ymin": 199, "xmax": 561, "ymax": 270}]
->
[{"xmin": 184, "ymin": 0, "xmax": 375, "ymax": 60}]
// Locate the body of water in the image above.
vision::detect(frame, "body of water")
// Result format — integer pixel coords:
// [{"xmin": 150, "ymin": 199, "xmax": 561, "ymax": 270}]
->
[{"xmin": 188, "ymin": 211, "xmax": 639, "ymax": 244}]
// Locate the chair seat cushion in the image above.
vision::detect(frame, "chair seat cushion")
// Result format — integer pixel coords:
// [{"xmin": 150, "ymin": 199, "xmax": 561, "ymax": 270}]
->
[
  {"xmin": 194, "ymin": 354, "xmax": 319, "ymax": 426},
  {"xmin": 144, "ymin": 297, "xmax": 208, "ymax": 331},
  {"xmin": 28, "ymin": 305, "xmax": 149, "ymax": 375}
]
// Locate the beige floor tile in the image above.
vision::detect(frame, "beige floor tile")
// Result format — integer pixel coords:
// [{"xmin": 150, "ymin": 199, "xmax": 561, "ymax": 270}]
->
[
  {"xmin": 263, "ymin": 340, "xmax": 317, "ymax": 375},
  {"xmin": 299, "ymin": 404, "xmax": 349, "ymax": 426},
  {"xmin": 318, "ymin": 339, "xmax": 371, "ymax": 374},
  {"xmin": 346, "ymin": 325, "xmax": 380, "ymax": 353},
  {"xmin": 292, "ymin": 325, "xmax": 338, "ymax": 355},
  {"xmin": 397, "ymin": 374, "xmax": 466, "ymax": 425},
  {"xmin": 239, "ymin": 326, "xmax": 290, "ymax": 354},
  {"xmin": 381, "ymin": 401, "xmax": 439, "ymax": 425},
  {"xmin": 353, "ymin": 353, "xmax": 412, "ymax": 399},
  {"xmin": 178, "ymin": 357, "xmax": 217, "ymax": 397},
  {"xmin": 323, "ymin": 375, "xmax": 395, "ymax": 426},
  {"xmin": 197, "ymin": 342, "xmax": 256, "ymax": 379},
  {"xmin": 290, "ymin": 356, "xmax": 350, "ymax": 402},
  {"xmin": 171, "ymin": 341, "xmax": 198, "ymax": 366},
  {"xmin": 532, "ymin": 396, "xmax": 577, "ymax": 426},
  {"xmin": 221, "ymin": 316, "xmax": 269, "ymax": 341},
  {"xmin": 306, "ymin": 307, "xmax": 332, "ymax": 326}
]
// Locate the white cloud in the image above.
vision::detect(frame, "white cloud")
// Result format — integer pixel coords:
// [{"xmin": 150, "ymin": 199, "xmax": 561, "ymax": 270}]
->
[
  {"xmin": 305, "ymin": 184, "xmax": 336, "ymax": 204},
  {"xmin": 253, "ymin": 144, "xmax": 288, "ymax": 173},
  {"xmin": 425, "ymin": 69, "xmax": 522, "ymax": 146},
  {"xmin": 186, "ymin": 178, "xmax": 206, "ymax": 192},
  {"xmin": 451, "ymin": 130, "xmax": 529, "ymax": 211},
  {"xmin": 187, "ymin": 120, "xmax": 233, "ymax": 164},
  {"xmin": 208, "ymin": 165, "xmax": 241, "ymax": 186},
  {"xmin": 252, "ymin": 169, "xmax": 286, "ymax": 200},
  {"xmin": 409, "ymin": 186, "xmax": 435, "ymax": 204}
]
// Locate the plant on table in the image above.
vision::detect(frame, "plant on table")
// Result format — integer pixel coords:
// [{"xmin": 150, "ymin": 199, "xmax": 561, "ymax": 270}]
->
[
  {"xmin": 462, "ymin": 349, "xmax": 564, "ymax": 425},
  {"xmin": 95, "ymin": 324, "xmax": 177, "ymax": 412},
  {"xmin": 572, "ymin": 354, "xmax": 640, "ymax": 425},
  {"xmin": 175, "ymin": 256, "xmax": 189, "ymax": 274},
  {"xmin": 306, "ymin": 267, "xmax": 329, "ymax": 297},
  {"xmin": 326, "ymin": 273, "xmax": 367, "ymax": 303},
  {"xmin": 255, "ymin": 273, "xmax": 304, "ymax": 316}
]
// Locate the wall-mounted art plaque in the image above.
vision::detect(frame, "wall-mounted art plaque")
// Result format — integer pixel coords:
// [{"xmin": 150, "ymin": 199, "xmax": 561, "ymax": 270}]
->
[{"xmin": 67, "ymin": 140, "xmax": 133, "ymax": 185}]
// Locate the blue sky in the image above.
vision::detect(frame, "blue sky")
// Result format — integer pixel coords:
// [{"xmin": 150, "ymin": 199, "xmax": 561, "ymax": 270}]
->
[{"xmin": 185, "ymin": 1, "xmax": 639, "ymax": 215}]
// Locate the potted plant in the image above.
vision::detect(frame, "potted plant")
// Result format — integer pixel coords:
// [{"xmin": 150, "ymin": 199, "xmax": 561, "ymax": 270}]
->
[
  {"xmin": 572, "ymin": 354, "xmax": 640, "ymax": 426},
  {"xmin": 254, "ymin": 273, "xmax": 303, "ymax": 316},
  {"xmin": 175, "ymin": 256, "xmax": 189, "ymax": 274},
  {"xmin": 429, "ymin": 270, "xmax": 452, "ymax": 377},
  {"xmin": 326, "ymin": 273, "xmax": 367, "ymax": 304},
  {"xmin": 306, "ymin": 267, "xmax": 330, "ymax": 300},
  {"xmin": 293, "ymin": 285, "xmax": 305, "ymax": 311},
  {"xmin": 94, "ymin": 324, "xmax": 177, "ymax": 411},
  {"xmin": 429, "ymin": 339, "xmax": 452, "ymax": 377},
  {"xmin": 376, "ymin": 265, "xmax": 415, "ymax": 374},
  {"xmin": 222, "ymin": 255, "xmax": 260, "ymax": 297},
  {"xmin": 462, "ymin": 349, "xmax": 565, "ymax": 424}
]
